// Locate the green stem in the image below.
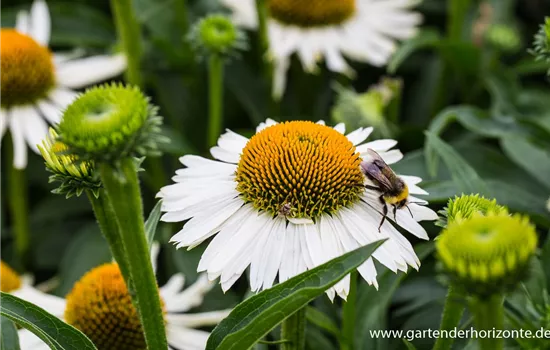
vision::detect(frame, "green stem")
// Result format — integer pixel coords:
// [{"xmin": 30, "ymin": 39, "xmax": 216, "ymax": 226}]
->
[
  {"xmin": 448, "ymin": 0, "xmax": 472, "ymax": 41},
  {"xmin": 470, "ymin": 294, "xmax": 504, "ymax": 350},
  {"xmin": 256, "ymin": 0, "xmax": 272, "ymax": 86},
  {"xmin": 340, "ymin": 271, "xmax": 357, "ymax": 350},
  {"xmin": 433, "ymin": 284, "xmax": 465, "ymax": 350},
  {"xmin": 99, "ymin": 158, "xmax": 167, "ymax": 350},
  {"xmin": 86, "ymin": 190, "xmax": 132, "ymax": 285},
  {"xmin": 111, "ymin": 0, "xmax": 143, "ymax": 86},
  {"xmin": 281, "ymin": 307, "xmax": 306, "ymax": 350},
  {"xmin": 208, "ymin": 54, "xmax": 224, "ymax": 147},
  {"xmin": 5, "ymin": 134, "xmax": 30, "ymax": 271}
]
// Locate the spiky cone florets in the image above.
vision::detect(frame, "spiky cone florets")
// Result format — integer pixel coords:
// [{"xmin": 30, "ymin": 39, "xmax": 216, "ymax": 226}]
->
[
  {"xmin": 56, "ymin": 83, "xmax": 166, "ymax": 166},
  {"xmin": 436, "ymin": 194, "xmax": 508, "ymax": 228},
  {"xmin": 38, "ymin": 128, "xmax": 101, "ymax": 198},
  {"xmin": 436, "ymin": 213, "xmax": 538, "ymax": 297},
  {"xmin": 188, "ymin": 14, "xmax": 247, "ymax": 59},
  {"xmin": 531, "ymin": 17, "xmax": 550, "ymax": 75}
]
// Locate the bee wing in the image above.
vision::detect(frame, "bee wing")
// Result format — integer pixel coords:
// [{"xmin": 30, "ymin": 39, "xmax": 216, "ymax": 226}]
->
[{"xmin": 360, "ymin": 160, "xmax": 394, "ymax": 192}]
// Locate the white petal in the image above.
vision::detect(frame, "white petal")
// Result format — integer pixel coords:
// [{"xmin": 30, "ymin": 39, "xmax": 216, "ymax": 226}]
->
[
  {"xmin": 16, "ymin": 11, "xmax": 30, "ymax": 34},
  {"xmin": 377, "ymin": 150, "xmax": 403, "ymax": 164},
  {"xmin": 210, "ymin": 146, "xmax": 241, "ymax": 164},
  {"xmin": 333, "ymin": 123, "xmax": 346, "ymax": 134},
  {"xmin": 9, "ymin": 110, "xmax": 29, "ymax": 169},
  {"xmin": 273, "ymin": 58, "xmax": 290, "ymax": 100},
  {"xmin": 30, "ymin": 0, "xmax": 51, "ymax": 46},
  {"xmin": 18, "ymin": 329, "xmax": 50, "ymax": 350},
  {"xmin": 48, "ymin": 87, "xmax": 78, "ymax": 110},
  {"xmin": 18, "ymin": 106, "xmax": 48, "ymax": 152},
  {"xmin": 401, "ymin": 175, "xmax": 429, "ymax": 195},
  {"xmin": 150, "ymin": 241, "xmax": 160, "ymax": 273},
  {"xmin": 217, "ymin": 129, "xmax": 249, "ymax": 154},
  {"xmin": 395, "ymin": 210, "xmax": 429, "ymax": 240},
  {"xmin": 357, "ymin": 139, "xmax": 398, "ymax": 153},
  {"xmin": 166, "ymin": 324, "xmax": 210, "ymax": 350},
  {"xmin": 408, "ymin": 203, "xmax": 439, "ymax": 222},
  {"xmin": 166, "ymin": 310, "xmax": 231, "ymax": 327},
  {"xmin": 160, "ymin": 273, "xmax": 186, "ymax": 301},
  {"xmin": 288, "ymin": 217, "xmax": 314, "ymax": 225},
  {"xmin": 56, "ymin": 54, "xmax": 127, "ymax": 89},
  {"xmin": 346, "ymin": 127, "xmax": 373, "ymax": 146},
  {"xmin": 163, "ymin": 274, "xmax": 213, "ymax": 313},
  {"xmin": 36, "ymin": 100, "xmax": 62, "ymax": 124},
  {"xmin": 13, "ymin": 285, "xmax": 66, "ymax": 318},
  {"xmin": 256, "ymin": 118, "xmax": 278, "ymax": 133}
]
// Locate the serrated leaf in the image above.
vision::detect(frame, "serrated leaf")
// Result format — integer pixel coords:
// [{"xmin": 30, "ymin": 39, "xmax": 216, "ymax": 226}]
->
[
  {"xmin": 1, "ymin": 316, "xmax": 20, "ymax": 350},
  {"xmin": 0, "ymin": 293, "xmax": 97, "ymax": 350},
  {"xmin": 206, "ymin": 240, "xmax": 386, "ymax": 350},
  {"xmin": 145, "ymin": 200, "xmax": 163, "ymax": 249},
  {"xmin": 388, "ymin": 30, "xmax": 441, "ymax": 73},
  {"xmin": 424, "ymin": 132, "xmax": 489, "ymax": 195},
  {"xmin": 501, "ymin": 137, "xmax": 550, "ymax": 190}
]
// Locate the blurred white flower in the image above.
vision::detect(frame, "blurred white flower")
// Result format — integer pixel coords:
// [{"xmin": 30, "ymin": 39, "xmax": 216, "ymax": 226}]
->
[
  {"xmin": 17, "ymin": 244, "xmax": 231, "ymax": 350},
  {"xmin": 159, "ymin": 120, "xmax": 437, "ymax": 300},
  {"xmin": 221, "ymin": 0, "xmax": 422, "ymax": 98},
  {"xmin": 0, "ymin": 0, "xmax": 127, "ymax": 169}
]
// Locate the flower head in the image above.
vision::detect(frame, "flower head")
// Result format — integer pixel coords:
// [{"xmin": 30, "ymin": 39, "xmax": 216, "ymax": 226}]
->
[
  {"xmin": 436, "ymin": 213, "xmax": 538, "ymax": 296},
  {"xmin": 38, "ymin": 128, "xmax": 100, "ymax": 198},
  {"xmin": 57, "ymin": 83, "xmax": 165, "ymax": 165},
  {"xmin": 437, "ymin": 194, "xmax": 508, "ymax": 228},
  {"xmin": 159, "ymin": 119, "xmax": 438, "ymax": 299},
  {"xmin": 189, "ymin": 14, "xmax": 247, "ymax": 58},
  {"xmin": 221, "ymin": 0, "xmax": 421, "ymax": 98},
  {"xmin": 0, "ymin": 0, "xmax": 127, "ymax": 169},
  {"xmin": 1, "ymin": 261, "xmax": 22, "ymax": 292}
]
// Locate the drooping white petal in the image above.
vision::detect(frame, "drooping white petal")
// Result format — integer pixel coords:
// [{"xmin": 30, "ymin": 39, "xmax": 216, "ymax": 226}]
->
[
  {"xmin": 56, "ymin": 54, "xmax": 127, "ymax": 89},
  {"xmin": 16, "ymin": 10, "xmax": 30, "ymax": 34},
  {"xmin": 166, "ymin": 324, "xmax": 210, "ymax": 350},
  {"xmin": 9, "ymin": 110, "xmax": 29, "ymax": 169},
  {"xmin": 273, "ymin": 57, "xmax": 290, "ymax": 100},
  {"xmin": 163, "ymin": 274, "xmax": 213, "ymax": 313},
  {"xmin": 18, "ymin": 329, "xmax": 50, "ymax": 350},
  {"xmin": 160, "ymin": 273, "xmax": 186, "ymax": 301},
  {"xmin": 29, "ymin": 0, "xmax": 51, "ymax": 46},
  {"xmin": 0, "ymin": 109, "xmax": 7, "ymax": 138},
  {"xmin": 19, "ymin": 107, "xmax": 48, "ymax": 152},
  {"xmin": 48, "ymin": 88, "xmax": 78, "ymax": 110},
  {"xmin": 12, "ymin": 285, "xmax": 66, "ymax": 318},
  {"xmin": 36, "ymin": 100, "xmax": 62, "ymax": 124},
  {"xmin": 166, "ymin": 310, "xmax": 232, "ymax": 328}
]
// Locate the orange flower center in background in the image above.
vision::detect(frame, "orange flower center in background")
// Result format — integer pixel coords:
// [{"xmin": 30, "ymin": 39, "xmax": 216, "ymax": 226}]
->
[
  {"xmin": 0, "ymin": 261, "xmax": 22, "ymax": 292},
  {"xmin": 268, "ymin": 0, "xmax": 356, "ymax": 27},
  {"xmin": 1, "ymin": 29, "xmax": 55, "ymax": 108},
  {"xmin": 64, "ymin": 263, "xmax": 165, "ymax": 350},
  {"xmin": 236, "ymin": 121, "xmax": 364, "ymax": 220}
]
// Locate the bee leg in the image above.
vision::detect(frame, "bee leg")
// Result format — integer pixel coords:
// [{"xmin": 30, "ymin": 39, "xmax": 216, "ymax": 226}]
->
[
  {"xmin": 365, "ymin": 185, "xmax": 382, "ymax": 191},
  {"xmin": 378, "ymin": 196, "xmax": 387, "ymax": 232},
  {"xmin": 393, "ymin": 205, "xmax": 398, "ymax": 223}
]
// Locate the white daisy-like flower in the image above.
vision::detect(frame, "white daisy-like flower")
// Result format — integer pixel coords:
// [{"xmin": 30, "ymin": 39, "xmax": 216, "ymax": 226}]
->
[
  {"xmin": 220, "ymin": 0, "xmax": 422, "ymax": 97},
  {"xmin": 17, "ymin": 244, "xmax": 232, "ymax": 350},
  {"xmin": 0, "ymin": 0, "xmax": 127, "ymax": 169},
  {"xmin": 1, "ymin": 261, "xmax": 65, "ymax": 318},
  {"xmin": 159, "ymin": 120, "xmax": 438, "ymax": 300}
]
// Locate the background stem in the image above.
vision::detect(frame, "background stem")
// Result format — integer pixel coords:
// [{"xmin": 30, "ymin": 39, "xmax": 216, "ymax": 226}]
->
[
  {"xmin": 281, "ymin": 307, "xmax": 306, "ymax": 350},
  {"xmin": 340, "ymin": 271, "xmax": 357, "ymax": 350},
  {"xmin": 208, "ymin": 54, "xmax": 224, "ymax": 147},
  {"xmin": 433, "ymin": 284, "xmax": 465, "ymax": 350},
  {"xmin": 470, "ymin": 294, "xmax": 504, "ymax": 350},
  {"xmin": 5, "ymin": 134, "xmax": 30, "ymax": 271},
  {"xmin": 111, "ymin": 0, "xmax": 143, "ymax": 86},
  {"xmin": 99, "ymin": 159, "xmax": 168, "ymax": 350},
  {"xmin": 448, "ymin": 0, "xmax": 473, "ymax": 41}
]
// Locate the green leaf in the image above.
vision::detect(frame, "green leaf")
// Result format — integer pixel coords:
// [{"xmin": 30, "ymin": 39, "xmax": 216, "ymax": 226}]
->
[
  {"xmin": 424, "ymin": 132, "xmax": 489, "ymax": 195},
  {"xmin": 0, "ymin": 293, "xmax": 97, "ymax": 350},
  {"xmin": 206, "ymin": 240, "xmax": 387, "ymax": 350},
  {"xmin": 402, "ymin": 339, "xmax": 418, "ymax": 350},
  {"xmin": 500, "ymin": 137, "xmax": 550, "ymax": 190},
  {"xmin": 145, "ymin": 200, "xmax": 163, "ymax": 249},
  {"xmin": 1, "ymin": 316, "xmax": 20, "ymax": 350},
  {"xmin": 305, "ymin": 307, "xmax": 340, "ymax": 337},
  {"xmin": 540, "ymin": 231, "xmax": 550, "ymax": 292},
  {"xmin": 387, "ymin": 29, "xmax": 441, "ymax": 73}
]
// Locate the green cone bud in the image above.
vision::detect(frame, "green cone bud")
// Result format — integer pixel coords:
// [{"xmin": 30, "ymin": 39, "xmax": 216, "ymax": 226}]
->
[
  {"xmin": 437, "ymin": 194, "xmax": 508, "ymax": 228},
  {"xmin": 485, "ymin": 24, "xmax": 521, "ymax": 53},
  {"xmin": 38, "ymin": 128, "xmax": 100, "ymax": 198},
  {"xmin": 189, "ymin": 14, "xmax": 247, "ymax": 58},
  {"xmin": 531, "ymin": 17, "xmax": 550, "ymax": 75},
  {"xmin": 57, "ymin": 83, "xmax": 165, "ymax": 164},
  {"xmin": 437, "ymin": 213, "xmax": 538, "ymax": 297}
]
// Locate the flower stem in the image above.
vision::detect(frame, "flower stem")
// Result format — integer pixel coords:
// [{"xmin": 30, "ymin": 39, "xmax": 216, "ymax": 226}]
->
[
  {"xmin": 256, "ymin": 0, "xmax": 272, "ymax": 84},
  {"xmin": 5, "ymin": 134, "xmax": 30, "ymax": 270},
  {"xmin": 111, "ymin": 0, "xmax": 143, "ymax": 86},
  {"xmin": 281, "ymin": 307, "xmax": 306, "ymax": 350},
  {"xmin": 86, "ymin": 190, "xmax": 132, "ymax": 286},
  {"xmin": 99, "ymin": 158, "xmax": 167, "ymax": 349},
  {"xmin": 470, "ymin": 294, "xmax": 504, "ymax": 350},
  {"xmin": 433, "ymin": 284, "xmax": 465, "ymax": 350},
  {"xmin": 340, "ymin": 271, "xmax": 357, "ymax": 350},
  {"xmin": 448, "ymin": 0, "xmax": 472, "ymax": 41},
  {"xmin": 208, "ymin": 54, "xmax": 224, "ymax": 147}
]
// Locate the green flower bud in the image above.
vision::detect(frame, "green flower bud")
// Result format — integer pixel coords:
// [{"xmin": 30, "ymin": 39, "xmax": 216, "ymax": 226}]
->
[
  {"xmin": 38, "ymin": 128, "xmax": 100, "ymax": 198},
  {"xmin": 437, "ymin": 213, "xmax": 538, "ymax": 297},
  {"xmin": 188, "ymin": 14, "xmax": 247, "ymax": 58},
  {"xmin": 57, "ymin": 83, "xmax": 165, "ymax": 165},
  {"xmin": 436, "ymin": 194, "xmax": 508, "ymax": 228},
  {"xmin": 331, "ymin": 78, "xmax": 400, "ymax": 138},
  {"xmin": 531, "ymin": 17, "xmax": 550, "ymax": 75},
  {"xmin": 485, "ymin": 23, "xmax": 521, "ymax": 53}
]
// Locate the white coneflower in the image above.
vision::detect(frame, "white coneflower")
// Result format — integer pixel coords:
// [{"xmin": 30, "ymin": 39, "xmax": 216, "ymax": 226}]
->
[
  {"xmin": 0, "ymin": 0, "xmax": 127, "ymax": 169},
  {"xmin": 1, "ymin": 260, "xmax": 65, "ymax": 318},
  {"xmin": 17, "ymin": 245, "xmax": 231, "ymax": 350},
  {"xmin": 220, "ymin": 0, "xmax": 422, "ymax": 97},
  {"xmin": 159, "ymin": 120, "xmax": 437, "ymax": 299}
]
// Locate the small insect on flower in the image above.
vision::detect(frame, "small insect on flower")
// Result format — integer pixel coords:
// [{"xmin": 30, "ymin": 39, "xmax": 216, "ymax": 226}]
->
[
  {"xmin": 278, "ymin": 201, "xmax": 297, "ymax": 218},
  {"xmin": 360, "ymin": 149, "xmax": 413, "ymax": 231}
]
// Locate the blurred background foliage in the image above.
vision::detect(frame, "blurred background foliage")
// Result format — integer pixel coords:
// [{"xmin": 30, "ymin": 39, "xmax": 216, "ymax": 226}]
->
[{"xmin": 2, "ymin": 0, "xmax": 550, "ymax": 349}]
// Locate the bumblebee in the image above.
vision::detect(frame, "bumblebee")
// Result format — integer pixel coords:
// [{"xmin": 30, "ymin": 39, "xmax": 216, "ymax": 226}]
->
[{"xmin": 360, "ymin": 149, "xmax": 411, "ymax": 231}]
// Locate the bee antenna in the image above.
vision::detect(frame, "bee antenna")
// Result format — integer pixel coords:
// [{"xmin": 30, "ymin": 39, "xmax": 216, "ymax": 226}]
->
[
  {"xmin": 408, "ymin": 201, "xmax": 425, "ymax": 205},
  {"xmin": 406, "ymin": 205, "xmax": 414, "ymax": 219}
]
